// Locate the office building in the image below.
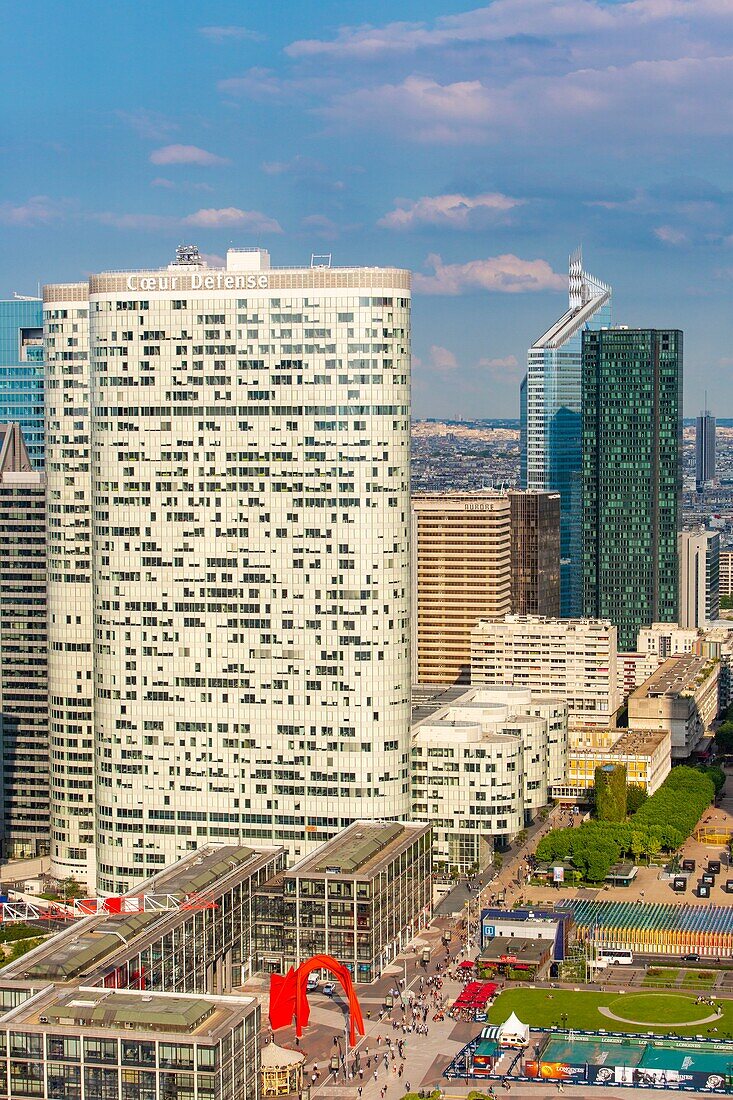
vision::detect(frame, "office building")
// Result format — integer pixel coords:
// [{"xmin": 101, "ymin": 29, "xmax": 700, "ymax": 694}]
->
[
  {"xmin": 411, "ymin": 492, "xmax": 511, "ymax": 684},
  {"xmin": 2, "ymin": 844, "xmax": 285, "ymax": 991},
  {"xmin": 696, "ymin": 408, "xmax": 716, "ymax": 490},
  {"xmin": 255, "ymin": 820, "xmax": 432, "ymax": 983},
  {"xmin": 679, "ymin": 530, "xmax": 720, "ymax": 628},
  {"xmin": 44, "ymin": 283, "xmax": 94, "ymax": 884},
  {"xmin": 0, "ymin": 424, "xmax": 48, "ymax": 857},
  {"xmin": 508, "ymin": 489, "xmax": 561, "ymax": 616},
  {"xmin": 521, "ymin": 249, "xmax": 611, "ymax": 615},
  {"xmin": 719, "ymin": 550, "xmax": 733, "ymax": 597},
  {"xmin": 627, "ymin": 652, "xmax": 719, "ymax": 758},
  {"xmin": 0, "ymin": 985, "xmax": 260, "ymax": 1100},
  {"xmin": 471, "ymin": 615, "xmax": 619, "ymax": 727},
  {"xmin": 0, "ymin": 298, "xmax": 44, "ymax": 467},
  {"xmin": 554, "ymin": 727, "xmax": 671, "ymax": 801},
  {"xmin": 411, "ymin": 686, "xmax": 567, "ymax": 871},
  {"xmin": 44, "ymin": 247, "xmax": 411, "ymax": 891},
  {"xmin": 582, "ymin": 328, "xmax": 682, "ymax": 650}
]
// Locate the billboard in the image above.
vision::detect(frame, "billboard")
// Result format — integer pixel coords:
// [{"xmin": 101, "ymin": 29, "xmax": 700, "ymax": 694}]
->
[
  {"xmin": 553, "ymin": 866, "xmax": 565, "ymax": 883},
  {"xmin": 525, "ymin": 1061, "xmax": 587, "ymax": 1082}
]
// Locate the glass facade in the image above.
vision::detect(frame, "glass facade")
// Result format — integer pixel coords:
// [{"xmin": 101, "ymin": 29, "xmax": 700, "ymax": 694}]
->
[
  {"xmin": 581, "ymin": 329, "xmax": 682, "ymax": 650},
  {"xmin": 0, "ymin": 427, "xmax": 48, "ymax": 857},
  {"xmin": 523, "ymin": 251, "xmax": 611, "ymax": 615},
  {"xmin": 0, "ymin": 300, "xmax": 44, "ymax": 467}
]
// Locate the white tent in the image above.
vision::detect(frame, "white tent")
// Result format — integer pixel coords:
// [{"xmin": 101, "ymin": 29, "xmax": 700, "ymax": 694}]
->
[{"xmin": 499, "ymin": 1012, "xmax": 530, "ymax": 1048}]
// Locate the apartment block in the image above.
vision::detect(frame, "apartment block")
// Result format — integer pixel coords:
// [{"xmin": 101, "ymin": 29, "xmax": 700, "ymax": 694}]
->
[{"xmin": 471, "ymin": 615, "xmax": 619, "ymax": 727}]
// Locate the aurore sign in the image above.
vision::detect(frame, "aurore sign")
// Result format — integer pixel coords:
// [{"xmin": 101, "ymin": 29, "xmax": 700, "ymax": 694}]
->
[{"xmin": 125, "ymin": 273, "xmax": 269, "ymax": 292}]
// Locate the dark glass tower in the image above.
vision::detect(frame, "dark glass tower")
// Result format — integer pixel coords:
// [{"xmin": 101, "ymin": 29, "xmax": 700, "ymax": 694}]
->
[
  {"xmin": 582, "ymin": 328, "xmax": 682, "ymax": 650},
  {"xmin": 696, "ymin": 409, "xmax": 715, "ymax": 490}
]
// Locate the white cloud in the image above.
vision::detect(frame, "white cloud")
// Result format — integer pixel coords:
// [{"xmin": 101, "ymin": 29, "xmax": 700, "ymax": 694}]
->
[
  {"xmin": 150, "ymin": 144, "xmax": 229, "ymax": 167},
  {"xmin": 427, "ymin": 345, "xmax": 459, "ymax": 371},
  {"xmin": 322, "ymin": 76, "xmax": 495, "ymax": 143},
  {"xmin": 95, "ymin": 212, "xmax": 174, "ymax": 230},
  {"xmin": 414, "ymin": 253, "xmax": 566, "ymax": 295},
  {"xmin": 200, "ymin": 25, "xmax": 263, "ymax": 42},
  {"xmin": 117, "ymin": 109, "xmax": 178, "ymax": 142},
  {"xmin": 478, "ymin": 354, "xmax": 521, "ymax": 371},
  {"xmin": 286, "ymin": 0, "xmax": 732, "ymax": 58},
  {"xmin": 199, "ymin": 252, "xmax": 226, "ymax": 267},
  {"xmin": 150, "ymin": 177, "xmax": 175, "ymax": 189},
  {"xmin": 301, "ymin": 214, "xmax": 340, "ymax": 239},
  {"xmin": 0, "ymin": 196, "xmax": 65, "ymax": 226},
  {"xmin": 654, "ymin": 224, "xmax": 688, "ymax": 244},
  {"xmin": 379, "ymin": 191, "xmax": 523, "ymax": 229},
  {"xmin": 183, "ymin": 207, "xmax": 282, "ymax": 232}
]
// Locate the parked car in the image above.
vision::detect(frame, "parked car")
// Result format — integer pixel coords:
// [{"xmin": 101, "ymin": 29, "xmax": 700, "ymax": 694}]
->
[
  {"xmin": 322, "ymin": 982, "xmax": 336, "ymax": 996},
  {"xmin": 306, "ymin": 977, "xmax": 319, "ymax": 992}
]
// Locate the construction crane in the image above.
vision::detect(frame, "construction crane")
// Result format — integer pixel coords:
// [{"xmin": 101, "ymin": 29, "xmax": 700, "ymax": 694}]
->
[{"xmin": 0, "ymin": 893, "xmax": 218, "ymax": 925}]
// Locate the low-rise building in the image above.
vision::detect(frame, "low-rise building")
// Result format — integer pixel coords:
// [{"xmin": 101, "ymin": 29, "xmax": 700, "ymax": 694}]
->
[
  {"xmin": 0, "ymin": 984, "xmax": 259, "ymax": 1100},
  {"xmin": 471, "ymin": 615, "xmax": 619, "ymax": 727},
  {"xmin": 616, "ymin": 623, "xmax": 711, "ymax": 701},
  {"xmin": 257, "ymin": 821, "xmax": 432, "ymax": 984},
  {"xmin": 627, "ymin": 653, "xmax": 720, "ymax": 758},
  {"xmin": 553, "ymin": 728, "xmax": 671, "ymax": 801},
  {"xmin": 0, "ymin": 844, "xmax": 285, "ymax": 993},
  {"xmin": 411, "ymin": 686, "xmax": 567, "ymax": 871}
]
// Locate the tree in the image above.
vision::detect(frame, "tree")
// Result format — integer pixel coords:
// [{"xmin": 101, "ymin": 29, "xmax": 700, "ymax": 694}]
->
[
  {"xmin": 630, "ymin": 831, "xmax": 645, "ymax": 865},
  {"xmin": 626, "ymin": 784, "xmax": 648, "ymax": 815},
  {"xmin": 595, "ymin": 764, "xmax": 627, "ymax": 822}
]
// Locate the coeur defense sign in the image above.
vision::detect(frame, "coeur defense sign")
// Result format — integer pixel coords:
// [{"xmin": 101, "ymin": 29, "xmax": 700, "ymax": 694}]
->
[{"xmin": 125, "ymin": 272, "xmax": 269, "ymax": 292}]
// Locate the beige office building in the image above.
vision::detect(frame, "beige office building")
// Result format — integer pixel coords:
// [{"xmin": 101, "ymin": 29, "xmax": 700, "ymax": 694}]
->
[
  {"xmin": 411, "ymin": 492, "xmax": 511, "ymax": 684},
  {"xmin": 554, "ymin": 727, "xmax": 671, "ymax": 800},
  {"xmin": 627, "ymin": 652, "xmax": 719, "ymax": 758},
  {"xmin": 45, "ymin": 247, "xmax": 411, "ymax": 891},
  {"xmin": 471, "ymin": 615, "xmax": 619, "ymax": 726},
  {"xmin": 720, "ymin": 550, "xmax": 733, "ymax": 597}
]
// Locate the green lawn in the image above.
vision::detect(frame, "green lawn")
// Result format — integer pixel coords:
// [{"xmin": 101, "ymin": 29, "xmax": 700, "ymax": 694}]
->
[
  {"xmin": 609, "ymin": 993, "xmax": 714, "ymax": 1024},
  {"xmin": 487, "ymin": 988, "xmax": 733, "ymax": 1037}
]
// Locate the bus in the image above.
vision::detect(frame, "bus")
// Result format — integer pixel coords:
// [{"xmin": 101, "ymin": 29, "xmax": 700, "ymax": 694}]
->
[{"xmin": 598, "ymin": 948, "xmax": 633, "ymax": 965}]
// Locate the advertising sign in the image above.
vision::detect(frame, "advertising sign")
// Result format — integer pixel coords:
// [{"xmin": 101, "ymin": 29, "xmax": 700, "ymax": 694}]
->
[
  {"xmin": 553, "ymin": 866, "xmax": 565, "ymax": 883},
  {"xmin": 525, "ymin": 1061, "xmax": 587, "ymax": 1081}
]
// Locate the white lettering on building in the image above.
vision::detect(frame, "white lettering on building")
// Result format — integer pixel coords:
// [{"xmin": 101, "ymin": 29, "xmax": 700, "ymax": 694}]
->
[{"xmin": 125, "ymin": 273, "xmax": 269, "ymax": 292}]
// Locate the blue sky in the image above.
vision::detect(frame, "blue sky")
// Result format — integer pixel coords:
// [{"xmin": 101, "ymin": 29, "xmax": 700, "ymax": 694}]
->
[{"xmin": 3, "ymin": 0, "xmax": 733, "ymax": 417}]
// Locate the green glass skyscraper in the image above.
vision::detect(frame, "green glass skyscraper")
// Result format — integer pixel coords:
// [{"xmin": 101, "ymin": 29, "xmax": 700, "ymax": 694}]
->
[{"xmin": 582, "ymin": 328, "xmax": 682, "ymax": 650}]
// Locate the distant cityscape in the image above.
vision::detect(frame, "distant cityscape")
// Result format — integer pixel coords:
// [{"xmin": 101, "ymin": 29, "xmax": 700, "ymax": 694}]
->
[{"xmin": 412, "ymin": 417, "xmax": 733, "ymax": 545}]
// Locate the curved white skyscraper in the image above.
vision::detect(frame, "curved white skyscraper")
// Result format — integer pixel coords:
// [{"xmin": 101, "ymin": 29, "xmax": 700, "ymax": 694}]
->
[
  {"xmin": 520, "ymin": 249, "xmax": 611, "ymax": 616},
  {"xmin": 45, "ymin": 248, "xmax": 412, "ymax": 892}
]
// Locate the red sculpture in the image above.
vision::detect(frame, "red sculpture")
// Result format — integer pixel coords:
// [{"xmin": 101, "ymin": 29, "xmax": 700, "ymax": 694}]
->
[{"xmin": 269, "ymin": 954, "xmax": 365, "ymax": 1045}]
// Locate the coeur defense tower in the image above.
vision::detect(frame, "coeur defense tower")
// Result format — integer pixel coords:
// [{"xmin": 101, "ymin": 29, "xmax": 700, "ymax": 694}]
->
[{"xmin": 44, "ymin": 247, "xmax": 411, "ymax": 893}]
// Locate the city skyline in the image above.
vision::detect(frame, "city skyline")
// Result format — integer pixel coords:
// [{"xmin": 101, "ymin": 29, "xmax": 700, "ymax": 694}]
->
[{"xmin": 3, "ymin": 0, "xmax": 733, "ymax": 418}]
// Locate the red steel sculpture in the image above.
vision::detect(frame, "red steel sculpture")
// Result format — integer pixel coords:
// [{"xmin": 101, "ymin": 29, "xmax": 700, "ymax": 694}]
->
[{"xmin": 268, "ymin": 954, "xmax": 365, "ymax": 1045}]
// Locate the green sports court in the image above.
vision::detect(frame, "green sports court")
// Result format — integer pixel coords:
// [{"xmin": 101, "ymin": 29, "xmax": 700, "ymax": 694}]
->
[{"xmin": 531, "ymin": 1031, "xmax": 733, "ymax": 1089}]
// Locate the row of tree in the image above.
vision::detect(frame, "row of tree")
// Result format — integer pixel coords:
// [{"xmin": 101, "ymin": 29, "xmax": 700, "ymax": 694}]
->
[{"xmin": 535, "ymin": 767, "xmax": 716, "ymax": 883}]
